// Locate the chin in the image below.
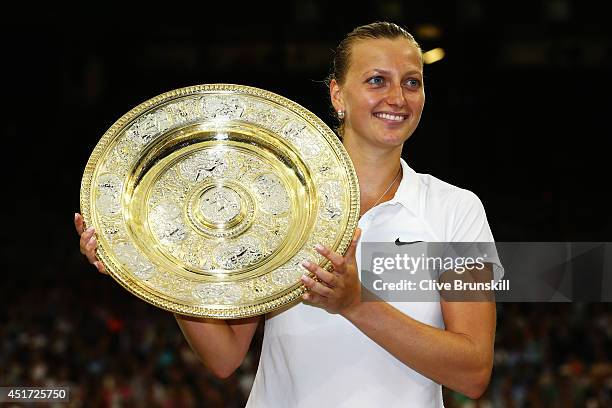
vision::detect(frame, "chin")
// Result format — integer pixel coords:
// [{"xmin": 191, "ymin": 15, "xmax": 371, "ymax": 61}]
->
[
  {"xmin": 379, "ymin": 131, "xmax": 413, "ymax": 146},
  {"xmin": 376, "ymin": 136, "xmax": 406, "ymax": 148}
]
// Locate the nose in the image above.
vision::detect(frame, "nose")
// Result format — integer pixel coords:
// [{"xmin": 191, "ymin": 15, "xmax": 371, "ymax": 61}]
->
[{"xmin": 386, "ymin": 84, "xmax": 406, "ymax": 107}]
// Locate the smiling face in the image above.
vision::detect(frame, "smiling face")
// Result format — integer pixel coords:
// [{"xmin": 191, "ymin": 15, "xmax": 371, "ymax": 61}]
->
[{"xmin": 330, "ymin": 37, "xmax": 425, "ymax": 149}]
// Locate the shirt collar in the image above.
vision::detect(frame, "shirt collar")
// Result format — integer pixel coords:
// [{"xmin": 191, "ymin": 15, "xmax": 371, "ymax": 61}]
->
[{"xmin": 387, "ymin": 158, "xmax": 421, "ymax": 216}]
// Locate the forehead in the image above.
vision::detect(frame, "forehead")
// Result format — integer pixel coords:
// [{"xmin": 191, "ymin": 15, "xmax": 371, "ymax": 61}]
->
[{"xmin": 348, "ymin": 37, "xmax": 422, "ymax": 74}]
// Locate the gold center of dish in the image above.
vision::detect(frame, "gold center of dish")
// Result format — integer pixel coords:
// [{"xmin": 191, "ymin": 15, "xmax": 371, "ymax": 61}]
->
[
  {"xmin": 199, "ymin": 185, "xmax": 242, "ymax": 225},
  {"xmin": 187, "ymin": 181, "xmax": 254, "ymax": 234}
]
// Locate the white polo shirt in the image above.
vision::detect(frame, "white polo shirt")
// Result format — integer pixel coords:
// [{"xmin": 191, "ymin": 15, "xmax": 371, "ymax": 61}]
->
[{"xmin": 246, "ymin": 159, "xmax": 503, "ymax": 408}]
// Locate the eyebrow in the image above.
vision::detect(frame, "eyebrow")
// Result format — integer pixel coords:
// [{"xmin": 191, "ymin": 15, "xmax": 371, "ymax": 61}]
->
[{"xmin": 364, "ymin": 68, "xmax": 423, "ymax": 78}]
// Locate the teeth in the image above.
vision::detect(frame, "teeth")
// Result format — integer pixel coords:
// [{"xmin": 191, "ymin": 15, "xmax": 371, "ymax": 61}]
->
[{"xmin": 375, "ymin": 113, "xmax": 405, "ymax": 121}]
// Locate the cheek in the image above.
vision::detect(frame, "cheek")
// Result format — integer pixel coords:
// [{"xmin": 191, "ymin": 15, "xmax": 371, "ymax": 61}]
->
[
  {"xmin": 409, "ymin": 93, "xmax": 425, "ymax": 115},
  {"xmin": 345, "ymin": 90, "xmax": 377, "ymax": 113}
]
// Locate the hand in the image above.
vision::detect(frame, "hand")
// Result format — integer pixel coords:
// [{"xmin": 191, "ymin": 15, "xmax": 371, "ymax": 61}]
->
[
  {"xmin": 300, "ymin": 228, "xmax": 362, "ymax": 315},
  {"xmin": 74, "ymin": 213, "xmax": 107, "ymax": 274}
]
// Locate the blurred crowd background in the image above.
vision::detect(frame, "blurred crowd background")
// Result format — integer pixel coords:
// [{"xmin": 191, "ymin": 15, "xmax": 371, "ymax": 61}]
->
[
  {"xmin": 3, "ymin": 1, "xmax": 611, "ymax": 406},
  {"xmin": 2, "ymin": 275, "xmax": 611, "ymax": 407}
]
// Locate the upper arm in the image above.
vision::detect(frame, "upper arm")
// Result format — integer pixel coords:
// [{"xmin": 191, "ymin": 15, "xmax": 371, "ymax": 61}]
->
[{"xmin": 228, "ymin": 315, "xmax": 263, "ymax": 357}]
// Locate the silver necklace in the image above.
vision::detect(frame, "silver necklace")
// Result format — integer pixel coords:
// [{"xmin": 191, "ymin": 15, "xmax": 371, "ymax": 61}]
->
[{"xmin": 360, "ymin": 166, "xmax": 402, "ymax": 217}]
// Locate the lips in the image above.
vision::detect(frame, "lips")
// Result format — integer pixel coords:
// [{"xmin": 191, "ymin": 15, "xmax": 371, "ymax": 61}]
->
[{"xmin": 374, "ymin": 112, "xmax": 408, "ymax": 122}]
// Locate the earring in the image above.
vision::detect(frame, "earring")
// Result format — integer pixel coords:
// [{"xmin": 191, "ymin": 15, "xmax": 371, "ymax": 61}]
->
[{"xmin": 337, "ymin": 110, "xmax": 345, "ymax": 120}]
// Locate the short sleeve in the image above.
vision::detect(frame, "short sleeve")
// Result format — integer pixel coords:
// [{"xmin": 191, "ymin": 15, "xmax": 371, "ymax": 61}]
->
[{"xmin": 449, "ymin": 190, "xmax": 504, "ymax": 282}]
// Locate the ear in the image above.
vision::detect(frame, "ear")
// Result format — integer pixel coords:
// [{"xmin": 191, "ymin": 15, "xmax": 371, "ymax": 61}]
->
[{"xmin": 329, "ymin": 79, "xmax": 344, "ymax": 113}]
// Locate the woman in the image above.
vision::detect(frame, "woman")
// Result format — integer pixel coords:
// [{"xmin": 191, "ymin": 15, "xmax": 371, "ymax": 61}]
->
[{"xmin": 76, "ymin": 22, "xmax": 502, "ymax": 407}]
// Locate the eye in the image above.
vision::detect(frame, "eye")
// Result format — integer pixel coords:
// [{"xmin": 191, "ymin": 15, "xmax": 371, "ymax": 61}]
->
[
  {"xmin": 367, "ymin": 76, "xmax": 384, "ymax": 86},
  {"xmin": 405, "ymin": 78, "xmax": 421, "ymax": 88}
]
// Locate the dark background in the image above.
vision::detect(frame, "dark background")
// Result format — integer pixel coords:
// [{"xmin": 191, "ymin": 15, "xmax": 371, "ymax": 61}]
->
[{"xmin": 3, "ymin": 2, "xmax": 611, "ymax": 406}]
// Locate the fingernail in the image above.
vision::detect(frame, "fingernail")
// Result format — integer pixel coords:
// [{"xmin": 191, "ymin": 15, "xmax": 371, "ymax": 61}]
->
[
  {"xmin": 74, "ymin": 213, "xmax": 78, "ymax": 221},
  {"xmin": 300, "ymin": 275, "xmax": 310, "ymax": 283},
  {"xmin": 89, "ymin": 236, "xmax": 95, "ymax": 244},
  {"xmin": 314, "ymin": 244, "xmax": 324, "ymax": 251},
  {"xmin": 301, "ymin": 260, "xmax": 311, "ymax": 268}
]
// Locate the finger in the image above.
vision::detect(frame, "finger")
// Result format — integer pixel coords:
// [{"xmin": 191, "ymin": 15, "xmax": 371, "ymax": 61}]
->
[
  {"xmin": 300, "ymin": 274, "xmax": 334, "ymax": 297},
  {"xmin": 74, "ymin": 213, "xmax": 84, "ymax": 235},
  {"xmin": 302, "ymin": 291, "xmax": 325, "ymax": 306},
  {"xmin": 80, "ymin": 227, "xmax": 96, "ymax": 251},
  {"xmin": 85, "ymin": 235, "xmax": 98, "ymax": 253},
  {"xmin": 302, "ymin": 260, "xmax": 337, "ymax": 287},
  {"xmin": 84, "ymin": 237, "xmax": 100, "ymax": 265},
  {"xmin": 86, "ymin": 251, "xmax": 98, "ymax": 266},
  {"xmin": 93, "ymin": 261, "xmax": 108, "ymax": 274},
  {"xmin": 80, "ymin": 226, "xmax": 95, "ymax": 243},
  {"xmin": 314, "ymin": 244, "xmax": 345, "ymax": 272},
  {"xmin": 345, "ymin": 228, "xmax": 362, "ymax": 261}
]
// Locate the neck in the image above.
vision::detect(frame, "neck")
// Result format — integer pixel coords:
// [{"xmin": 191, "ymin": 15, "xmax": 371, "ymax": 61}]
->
[{"xmin": 342, "ymin": 133, "xmax": 403, "ymax": 213}]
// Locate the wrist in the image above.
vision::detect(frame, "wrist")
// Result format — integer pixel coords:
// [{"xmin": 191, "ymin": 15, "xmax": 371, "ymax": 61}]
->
[
  {"xmin": 340, "ymin": 297, "xmax": 364, "ymax": 322},
  {"xmin": 340, "ymin": 285, "xmax": 383, "ymax": 322}
]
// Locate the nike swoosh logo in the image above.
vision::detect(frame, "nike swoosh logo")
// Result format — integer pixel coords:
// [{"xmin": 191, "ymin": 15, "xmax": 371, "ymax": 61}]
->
[{"xmin": 395, "ymin": 238, "xmax": 424, "ymax": 246}]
